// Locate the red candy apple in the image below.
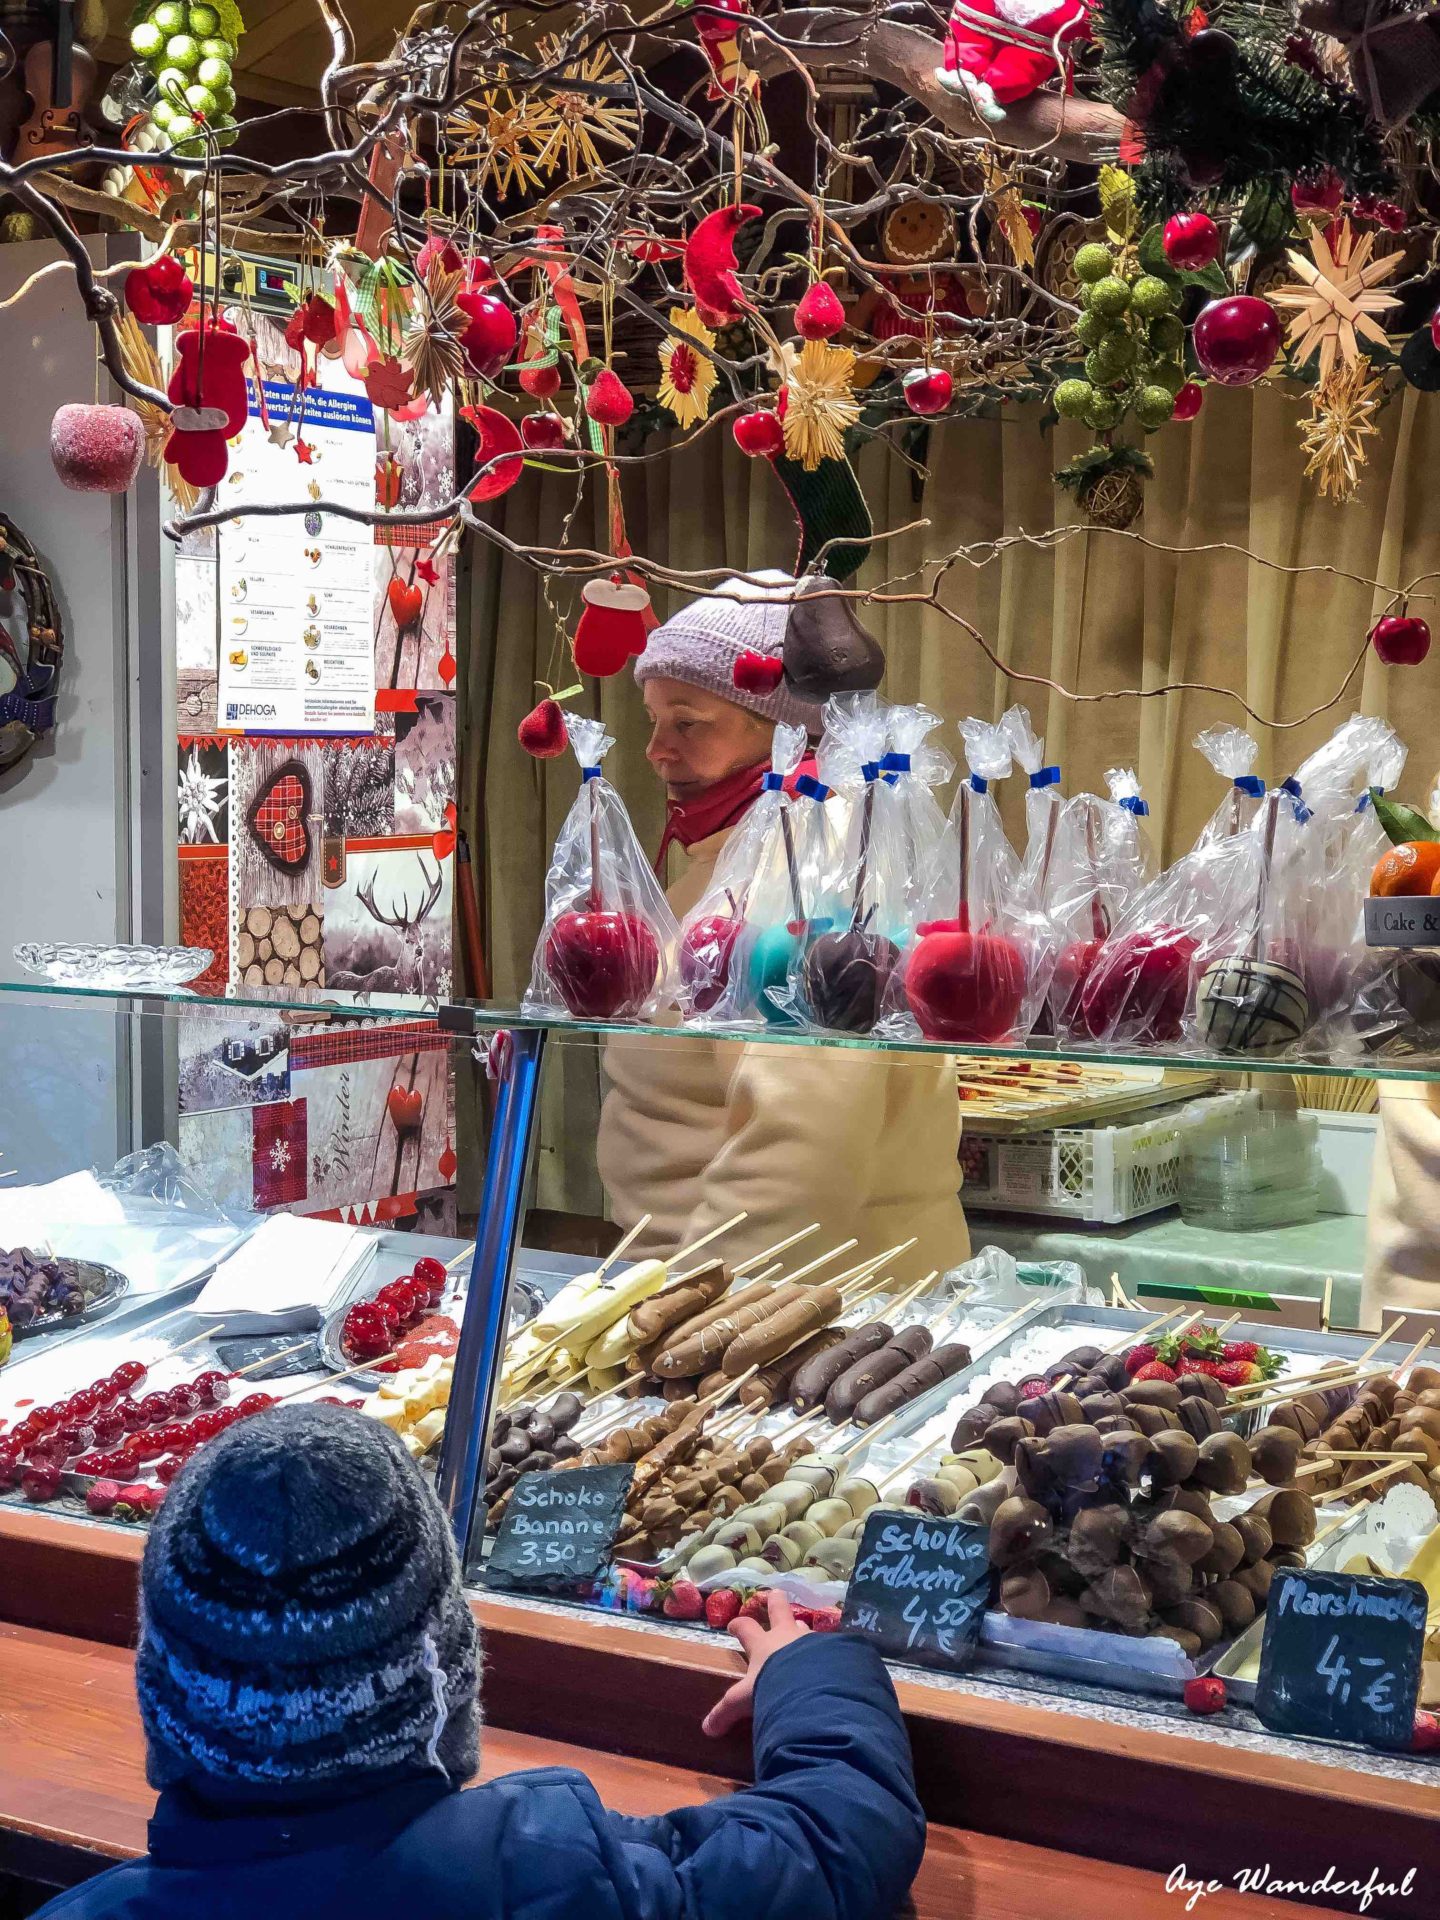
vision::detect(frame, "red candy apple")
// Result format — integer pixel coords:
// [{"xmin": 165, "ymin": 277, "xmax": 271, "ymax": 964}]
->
[
  {"xmin": 902, "ymin": 366, "xmax": 954, "ymax": 416},
  {"xmin": 1079, "ymin": 927, "xmax": 1199, "ymax": 1044},
  {"xmin": 904, "ymin": 920, "xmax": 1026, "ymax": 1044},
  {"xmin": 1050, "ymin": 937, "xmax": 1105, "ymax": 1030},
  {"xmin": 1370, "ymin": 614, "xmax": 1431, "ymax": 666},
  {"xmin": 680, "ymin": 913, "xmax": 744, "ymax": 1012},
  {"xmin": 544, "ymin": 910, "xmax": 660, "ymax": 1018},
  {"xmin": 1192, "ymin": 296, "xmax": 1280, "ymax": 387},
  {"xmin": 1161, "ymin": 212, "xmax": 1221, "ymax": 271}
]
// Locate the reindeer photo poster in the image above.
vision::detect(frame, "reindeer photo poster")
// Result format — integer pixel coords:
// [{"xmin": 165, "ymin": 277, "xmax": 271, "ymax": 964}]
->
[{"xmin": 323, "ymin": 847, "xmax": 453, "ymax": 1004}]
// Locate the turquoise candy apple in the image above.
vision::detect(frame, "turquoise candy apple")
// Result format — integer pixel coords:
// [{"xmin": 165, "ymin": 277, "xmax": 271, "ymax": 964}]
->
[{"xmin": 747, "ymin": 918, "xmax": 833, "ymax": 1025}]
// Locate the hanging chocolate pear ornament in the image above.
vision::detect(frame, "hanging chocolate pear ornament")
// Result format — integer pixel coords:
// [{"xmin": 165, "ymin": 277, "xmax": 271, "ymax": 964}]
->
[{"xmin": 781, "ymin": 574, "xmax": 884, "ymax": 699}]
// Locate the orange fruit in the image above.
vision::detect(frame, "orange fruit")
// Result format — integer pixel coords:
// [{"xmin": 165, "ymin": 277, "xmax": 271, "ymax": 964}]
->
[{"xmin": 1370, "ymin": 840, "xmax": 1440, "ymax": 896}]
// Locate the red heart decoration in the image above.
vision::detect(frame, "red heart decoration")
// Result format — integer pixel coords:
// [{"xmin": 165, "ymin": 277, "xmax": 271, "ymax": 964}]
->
[
  {"xmin": 733, "ymin": 650, "xmax": 785, "ymax": 695},
  {"xmin": 387, "ymin": 1086, "xmax": 424, "ymax": 1131},
  {"xmin": 388, "ymin": 579, "xmax": 424, "ymax": 628},
  {"xmin": 244, "ymin": 760, "xmax": 313, "ymax": 874}
]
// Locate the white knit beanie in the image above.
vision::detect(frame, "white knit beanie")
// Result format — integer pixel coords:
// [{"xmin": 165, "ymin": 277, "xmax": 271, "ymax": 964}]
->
[{"xmin": 634, "ymin": 571, "xmax": 824, "ymax": 730}]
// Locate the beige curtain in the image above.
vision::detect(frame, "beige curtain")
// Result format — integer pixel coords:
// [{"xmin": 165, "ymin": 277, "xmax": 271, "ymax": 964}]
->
[{"xmin": 458, "ymin": 385, "xmax": 1440, "ymax": 1212}]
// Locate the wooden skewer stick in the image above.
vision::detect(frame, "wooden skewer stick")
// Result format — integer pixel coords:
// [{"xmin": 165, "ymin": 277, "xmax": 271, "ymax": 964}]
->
[
  {"xmin": 1100, "ymin": 1306, "xmax": 1185, "ymax": 1358},
  {"xmin": 275, "ymin": 1354, "xmax": 388, "ymax": 1400},
  {"xmin": 1210, "ymin": 1312, "xmax": 1243, "ymax": 1343},
  {"xmin": 878, "ymin": 1435, "xmax": 939, "ymax": 1491},
  {"xmin": 731, "ymin": 1223, "xmax": 820, "ymax": 1278},
  {"xmin": 836, "ymin": 1397, "xmax": 924, "ymax": 1461},
  {"xmin": 231, "ymin": 1339, "xmax": 318, "ymax": 1379},
  {"xmin": 444, "ymin": 1244, "xmax": 475, "ymax": 1272},
  {"xmin": 1392, "ymin": 1329, "xmax": 1434, "ymax": 1378},
  {"xmin": 699, "ymin": 1362, "xmax": 760, "ymax": 1415},
  {"xmin": 777, "ymin": 1238, "xmax": 859, "ymax": 1287},
  {"xmin": 1296, "ymin": 1450, "xmax": 1426, "ymax": 1478},
  {"xmin": 1320, "ymin": 1275, "xmax": 1334, "ymax": 1332},
  {"xmin": 977, "ymin": 1299, "xmax": 1042, "ymax": 1347},
  {"xmin": 669, "ymin": 1211, "xmax": 748, "ymax": 1269},
  {"xmin": 164, "ymin": 1327, "xmax": 225, "ymax": 1358},
  {"xmin": 1235, "ymin": 1365, "xmax": 1390, "ymax": 1414},
  {"xmin": 1322, "ymin": 1459, "xmax": 1418, "ymax": 1502},
  {"xmin": 596, "ymin": 1212, "xmax": 653, "ymax": 1279}
]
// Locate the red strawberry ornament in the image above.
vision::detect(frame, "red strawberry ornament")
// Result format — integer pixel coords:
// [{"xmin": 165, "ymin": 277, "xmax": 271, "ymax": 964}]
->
[
  {"xmin": 518, "ymin": 698, "xmax": 568, "ymax": 758},
  {"xmin": 585, "ymin": 368, "xmax": 635, "ymax": 428},
  {"xmin": 795, "ymin": 281, "xmax": 846, "ymax": 340},
  {"xmin": 125, "ymin": 254, "xmax": 193, "ymax": 326},
  {"xmin": 732, "ymin": 651, "xmax": 785, "ymax": 695}
]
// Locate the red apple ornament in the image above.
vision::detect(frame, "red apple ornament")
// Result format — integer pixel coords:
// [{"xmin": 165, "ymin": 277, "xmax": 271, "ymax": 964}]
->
[
  {"xmin": 733, "ymin": 409, "xmax": 785, "ymax": 457},
  {"xmin": 519, "ymin": 359, "xmax": 562, "ymax": 399},
  {"xmin": 903, "ymin": 366, "xmax": 954, "ymax": 416},
  {"xmin": 1172, "ymin": 381, "xmax": 1204, "ymax": 421},
  {"xmin": 1192, "ymin": 296, "xmax": 1280, "ymax": 387},
  {"xmin": 545, "ymin": 911, "xmax": 660, "ymax": 1019},
  {"xmin": 520, "ymin": 412, "xmax": 568, "ymax": 451},
  {"xmin": 680, "ymin": 913, "xmax": 744, "ymax": 1012},
  {"xmin": 1079, "ymin": 927, "xmax": 1199, "ymax": 1044},
  {"xmin": 733, "ymin": 651, "xmax": 785, "ymax": 695},
  {"xmin": 904, "ymin": 919, "xmax": 1026, "ymax": 1044},
  {"xmin": 49, "ymin": 404, "xmax": 144, "ymax": 493},
  {"xmin": 1370, "ymin": 613, "xmax": 1431, "ymax": 665},
  {"xmin": 124, "ymin": 254, "xmax": 192, "ymax": 326},
  {"xmin": 1161, "ymin": 212, "xmax": 1221, "ymax": 270},
  {"xmin": 456, "ymin": 291, "xmax": 517, "ymax": 380},
  {"xmin": 795, "ymin": 281, "xmax": 846, "ymax": 340}
]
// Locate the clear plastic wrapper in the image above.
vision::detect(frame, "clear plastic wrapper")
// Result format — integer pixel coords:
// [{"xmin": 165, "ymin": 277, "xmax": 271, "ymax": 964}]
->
[
  {"xmin": 791, "ymin": 695, "xmax": 953, "ymax": 1033},
  {"xmin": 896, "ymin": 717, "xmax": 1056, "ymax": 1044},
  {"xmin": 737, "ymin": 746, "xmax": 847, "ymax": 1028},
  {"xmin": 675, "ymin": 722, "xmax": 809, "ymax": 1025},
  {"xmin": 1314, "ymin": 728, "xmax": 1417, "ymax": 1053},
  {"xmin": 524, "ymin": 716, "xmax": 679, "ymax": 1022},
  {"xmin": 1192, "ymin": 726, "xmax": 1263, "ymax": 849},
  {"xmin": 1002, "ymin": 705, "xmax": 1063, "ymax": 908},
  {"xmin": 1044, "ymin": 770, "xmax": 1157, "ymax": 1032}
]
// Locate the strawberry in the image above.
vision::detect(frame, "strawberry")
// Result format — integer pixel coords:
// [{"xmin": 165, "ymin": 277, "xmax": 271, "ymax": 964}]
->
[
  {"xmin": 1222, "ymin": 1340, "xmax": 1261, "ymax": 1363},
  {"xmin": 1015, "ymin": 1376, "xmax": 1050, "ymax": 1399},
  {"xmin": 1176, "ymin": 1358, "xmax": 1225, "ymax": 1380},
  {"xmin": 1412, "ymin": 1710, "xmax": 1440, "ymax": 1752},
  {"xmin": 663, "ymin": 1580, "xmax": 705, "ymax": 1621},
  {"xmin": 739, "ymin": 1591, "xmax": 771, "ymax": 1622},
  {"xmin": 1131, "ymin": 1361, "xmax": 1177, "ymax": 1384},
  {"xmin": 704, "ymin": 1589, "xmax": 742, "ymax": 1631},
  {"xmin": 1221, "ymin": 1341, "xmax": 1282, "ymax": 1380},
  {"xmin": 517, "ymin": 697, "xmax": 568, "ymax": 758},
  {"xmin": 806, "ymin": 1606, "xmax": 843, "ymax": 1633},
  {"xmin": 733, "ymin": 651, "xmax": 785, "ymax": 696},
  {"xmin": 1183, "ymin": 1675, "xmax": 1227, "ymax": 1716},
  {"xmin": 1124, "ymin": 1344, "xmax": 1158, "ymax": 1376},
  {"xmin": 85, "ymin": 1478, "xmax": 121, "ymax": 1516}
]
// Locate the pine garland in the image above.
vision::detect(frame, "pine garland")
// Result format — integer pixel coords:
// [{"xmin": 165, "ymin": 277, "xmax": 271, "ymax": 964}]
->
[{"xmin": 1094, "ymin": 0, "xmax": 1392, "ymax": 215}]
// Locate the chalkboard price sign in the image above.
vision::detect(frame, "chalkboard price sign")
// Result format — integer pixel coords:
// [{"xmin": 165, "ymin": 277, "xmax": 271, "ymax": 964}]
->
[
  {"xmin": 1255, "ymin": 1569, "xmax": 1427, "ymax": 1752},
  {"xmin": 486, "ymin": 1464, "xmax": 634, "ymax": 1597},
  {"xmin": 841, "ymin": 1510, "xmax": 991, "ymax": 1671}
]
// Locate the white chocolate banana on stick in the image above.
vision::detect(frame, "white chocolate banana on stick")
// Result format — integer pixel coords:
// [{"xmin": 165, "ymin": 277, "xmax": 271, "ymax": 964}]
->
[{"xmin": 507, "ymin": 1257, "xmax": 671, "ymax": 1387}]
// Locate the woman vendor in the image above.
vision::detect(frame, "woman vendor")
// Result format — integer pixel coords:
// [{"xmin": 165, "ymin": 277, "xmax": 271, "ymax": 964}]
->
[{"xmin": 596, "ymin": 572, "xmax": 969, "ymax": 1277}]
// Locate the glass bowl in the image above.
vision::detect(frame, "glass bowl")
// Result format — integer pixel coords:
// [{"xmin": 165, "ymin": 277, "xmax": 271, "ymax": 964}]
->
[{"xmin": 13, "ymin": 941, "xmax": 214, "ymax": 991}]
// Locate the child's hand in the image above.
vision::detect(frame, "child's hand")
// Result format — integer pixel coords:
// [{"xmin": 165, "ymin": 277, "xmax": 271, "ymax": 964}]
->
[{"xmin": 702, "ymin": 1592, "xmax": 810, "ymax": 1738}]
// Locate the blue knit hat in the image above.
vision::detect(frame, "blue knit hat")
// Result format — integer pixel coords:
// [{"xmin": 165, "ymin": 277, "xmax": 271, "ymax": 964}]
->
[{"xmin": 136, "ymin": 1404, "xmax": 480, "ymax": 1796}]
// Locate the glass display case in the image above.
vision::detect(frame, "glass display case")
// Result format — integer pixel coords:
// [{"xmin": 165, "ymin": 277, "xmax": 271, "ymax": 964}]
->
[{"xmin": 2, "ymin": 979, "xmax": 1439, "ymax": 1821}]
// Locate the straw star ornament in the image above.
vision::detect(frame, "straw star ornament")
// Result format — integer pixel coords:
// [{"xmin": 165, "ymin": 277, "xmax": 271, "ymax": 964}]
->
[
  {"xmin": 1271, "ymin": 219, "xmax": 1403, "ymax": 384},
  {"xmin": 657, "ymin": 307, "xmax": 719, "ymax": 427}
]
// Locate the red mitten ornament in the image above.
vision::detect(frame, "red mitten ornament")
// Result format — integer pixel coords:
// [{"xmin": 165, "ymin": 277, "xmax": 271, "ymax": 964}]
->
[
  {"xmin": 574, "ymin": 576, "xmax": 652, "ymax": 677},
  {"xmin": 936, "ymin": 0, "xmax": 1091, "ymax": 123},
  {"xmin": 165, "ymin": 323, "xmax": 252, "ymax": 489}
]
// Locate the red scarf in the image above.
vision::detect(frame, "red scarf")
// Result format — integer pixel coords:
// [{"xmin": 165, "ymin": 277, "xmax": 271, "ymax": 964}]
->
[{"xmin": 655, "ymin": 753, "xmax": 818, "ymax": 873}]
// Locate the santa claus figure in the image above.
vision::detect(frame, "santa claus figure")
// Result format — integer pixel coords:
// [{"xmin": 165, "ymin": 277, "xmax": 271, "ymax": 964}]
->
[{"xmin": 935, "ymin": 0, "xmax": 1091, "ymax": 123}]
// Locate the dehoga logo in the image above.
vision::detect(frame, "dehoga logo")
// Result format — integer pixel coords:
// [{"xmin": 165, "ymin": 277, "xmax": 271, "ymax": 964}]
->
[{"xmin": 227, "ymin": 702, "xmax": 278, "ymax": 720}]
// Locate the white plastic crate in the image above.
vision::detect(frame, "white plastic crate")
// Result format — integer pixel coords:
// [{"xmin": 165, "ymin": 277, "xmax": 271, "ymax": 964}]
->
[{"xmin": 959, "ymin": 1115, "xmax": 1183, "ymax": 1224}]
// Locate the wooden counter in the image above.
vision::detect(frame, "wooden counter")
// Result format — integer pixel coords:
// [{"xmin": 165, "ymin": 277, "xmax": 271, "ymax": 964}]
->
[
  {"xmin": 0, "ymin": 1507, "xmax": 1435, "ymax": 1916},
  {"xmin": 0, "ymin": 1621, "xmax": 1328, "ymax": 1920}
]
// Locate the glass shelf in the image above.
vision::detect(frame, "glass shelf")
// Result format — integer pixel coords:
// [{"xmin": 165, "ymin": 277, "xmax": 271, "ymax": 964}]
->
[{"xmin": 3, "ymin": 977, "xmax": 1439, "ymax": 1081}]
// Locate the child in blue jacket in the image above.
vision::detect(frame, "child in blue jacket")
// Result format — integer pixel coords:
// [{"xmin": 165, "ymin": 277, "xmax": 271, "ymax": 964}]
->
[{"xmin": 36, "ymin": 1403, "xmax": 926, "ymax": 1920}]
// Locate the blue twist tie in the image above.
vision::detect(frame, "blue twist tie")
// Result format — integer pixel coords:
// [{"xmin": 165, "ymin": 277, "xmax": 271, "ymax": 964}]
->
[
  {"xmin": 1234, "ymin": 775, "xmax": 1265, "ymax": 798},
  {"xmin": 1280, "ymin": 777, "xmax": 1303, "ymax": 800},
  {"xmin": 967, "ymin": 774, "xmax": 988, "ymax": 795},
  {"xmin": 1120, "ymin": 794, "xmax": 1149, "ymax": 816},
  {"xmin": 1029, "ymin": 765, "xmax": 1061, "ymax": 789},
  {"xmin": 880, "ymin": 751, "xmax": 912, "ymax": 774},
  {"xmin": 1355, "ymin": 792, "xmax": 1372, "ymax": 813},
  {"xmin": 795, "ymin": 774, "xmax": 831, "ymax": 802},
  {"xmin": 581, "ymin": 765, "xmax": 601, "ymax": 782},
  {"xmin": 861, "ymin": 760, "xmax": 882, "ymax": 782},
  {"xmin": 761, "ymin": 771, "xmax": 784, "ymax": 792}
]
